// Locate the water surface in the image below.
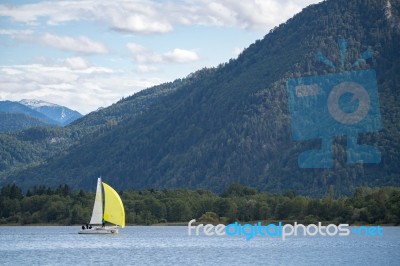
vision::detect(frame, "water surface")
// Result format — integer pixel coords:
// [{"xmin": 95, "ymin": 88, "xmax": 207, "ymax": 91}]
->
[{"xmin": 0, "ymin": 226, "xmax": 399, "ymax": 265}]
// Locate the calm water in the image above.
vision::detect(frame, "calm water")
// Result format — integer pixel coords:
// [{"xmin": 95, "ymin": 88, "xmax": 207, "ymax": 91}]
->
[{"xmin": 0, "ymin": 226, "xmax": 399, "ymax": 265}]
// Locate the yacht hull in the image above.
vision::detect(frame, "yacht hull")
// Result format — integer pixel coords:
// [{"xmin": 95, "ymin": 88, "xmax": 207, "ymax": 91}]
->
[{"xmin": 78, "ymin": 226, "xmax": 118, "ymax": 234}]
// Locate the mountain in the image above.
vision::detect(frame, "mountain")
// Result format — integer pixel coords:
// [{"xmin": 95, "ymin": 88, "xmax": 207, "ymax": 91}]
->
[
  {"xmin": 0, "ymin": 113, "xmax": 49, "ymax": 132},
  {"xmin": 2, "ymin": 0, "xmax": 400, "ymax": 195},
  {"xmin": 19, "ymin": 99, "xmax": 82, "ymax": 126},
  {"xmin": 71, "ymin": 78, "xmax": 184, "ymax": 128},
  {"xmin": 0, "ymin": 101, "xmax": 58, "ymax": 125},
  {"xmin": 0, "ymin": 81, "xmax": 182, "ymax": 178},
  {"xmin": 0, "ymin": 99, "xmax": 82, "ymax": 128}
]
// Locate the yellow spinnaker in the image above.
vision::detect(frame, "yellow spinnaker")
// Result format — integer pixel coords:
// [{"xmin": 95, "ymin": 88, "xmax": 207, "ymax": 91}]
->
[{"xmin": 102, "ymin": 182, "xmax": 125, "ymax": 228}]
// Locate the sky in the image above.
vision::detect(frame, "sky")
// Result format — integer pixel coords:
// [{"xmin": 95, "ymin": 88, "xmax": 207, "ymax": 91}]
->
[{"xmin": 0, "ymin": 0, "xmax": 321, "ymax": 114}]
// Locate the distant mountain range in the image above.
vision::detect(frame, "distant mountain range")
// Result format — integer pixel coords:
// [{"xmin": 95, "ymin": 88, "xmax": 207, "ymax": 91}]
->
[
  {"xmin": 19, "ymin": 99, "xmax": 82, "ymax": 126},
  {"xmin": 0, "ymin": 99, "xmax": 82, "ymax": 131},
  {"xmin": 0, "ymin": 82, "xmax": 179, "ymax": 176},
  {"xmin": 0, "ymin": 0, "xmax": 399, "ymax": 195}
]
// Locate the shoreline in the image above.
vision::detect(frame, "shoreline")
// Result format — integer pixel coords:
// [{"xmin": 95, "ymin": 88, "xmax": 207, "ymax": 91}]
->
[{"xmin": 1, "ymin": 222, "xmax": 398, "ymax": 226}]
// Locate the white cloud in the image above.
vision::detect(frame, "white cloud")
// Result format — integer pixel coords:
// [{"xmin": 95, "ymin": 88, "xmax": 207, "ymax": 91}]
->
[
  {"xmin": 1, "ymin": 67, "xmax": 23, "ymax": 75},
  {"xmin": 126, "ymin": 43, "xmax": 147, "ymax": 54},
  {"xmin": 0, "ymin": 62, "xmax": 162, "ymax": 114},
  {"xmin": 0, "ymin": 30, "xmax": 108, "ymax": 54},
  {"xmin": 40, "ymin": 33, "xmax": 108, "ymax": 54},
  {"xmin": 0, "ymin": 0, "xmax": 321, "ymax": 33},
  {"xmin": 64, "ymin": 57, "xmax": 89, "ymax": 70},
  {"xmin": 0, "ymin": 1, "xmax": 90, "ymax": 24},
  {"xmin": 127, "ymin": 42, "xmax": 199, "ymax": 65},
  {"xmin": 192, "ymin": 0, "xmax": 320, "ymax": 30},
  {"xmin": 137, "ymin": 65, "xmax": 159, "ymax": 73},
  {"xmin": 110, "ymin": 13, "xmax": 173, "ymax": 34},
  {"xmin": 233, "ymin": 47, "xmax": 244, "ymax": 57},
  {"xmin": 0, "ymin": 29, "xmax": 33, "ymax": 36},
  {"xmin": 163, "ymin": 49, "xmax": 199, "ymax": 63},
  {"xmin": 0, "ymin": 1, "xmax": 173, "ymax": 34},
  {"xmin": 0, "ymin": 29, "xmax": 108, "ymax": 54},
  {"xmin": 126, "ymin": 43, "xmax": 162, "ymax": 64},
  {"xmin": 77, "ymin": 67, "xmax": 115, "ymax": 74}
]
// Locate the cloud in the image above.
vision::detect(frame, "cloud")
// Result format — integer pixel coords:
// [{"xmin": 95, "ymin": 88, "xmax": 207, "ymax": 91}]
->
[
  {"xmin": 0, "ymin": 1, "xmax": 173, "ymax": 34},
  {"xmin": 1, "ymin": 67, "xmax": 23, "ymax": 75},
  {"xmin": 137, "ymin": 65, "xmax": 159, "ymax": 73},
  {"xmin": 190, "ymin": 0, "xmax": 320, "ymax": 30},
  {"xmin": 0, "ymin": 1, "xmax": 89, "ymax": 24},
  {"xmin": 0, "ymin": 29, "xmax": 108, "ymax": 54},
  {"xmin": 127, "ymin": 42, "xmax": 199, "ymax": 65},
  {"xmin": 0, "ymin": 29, "xmax": 33, "ymax": 36},
  {"xmin": 126, "ymin": 43, "xmax": 161, "ymax": 64},
  {"xmin": 63, "ymin": 57, "xmax": 115, "ymax": 74},
  {"xmin": 233, "ymin": 47, "xmax": 244, "ymax": 57},
  {"xmin": 0, "ymin": 62, "xmax": 161, "ymax": 114},
  {"xmin": 126, "ymin": 43, "xmax": 147, "ymax": 54},
  {"xmin": 40, "ymin": 33, "xmax": 108, "ymax": 54},
  {"xmin": 163, "ymin": 49, "xmax": 199, "ymax": 63},
  {"xmin": 64, "ymin": 57, "xmax": 89, "ymax": 70},
  {"xmin": 0, "ymin": 0, "xmax": 321, "ymax": 33},
  {"xmin": 110, "ymin": 13, "xmax": 173, "ymax": 34}
]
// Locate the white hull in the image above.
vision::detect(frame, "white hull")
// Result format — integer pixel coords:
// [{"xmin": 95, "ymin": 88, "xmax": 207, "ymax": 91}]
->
[{"xmin": 78, "ymin": 226, "xmax": 119, "ymax": 234}]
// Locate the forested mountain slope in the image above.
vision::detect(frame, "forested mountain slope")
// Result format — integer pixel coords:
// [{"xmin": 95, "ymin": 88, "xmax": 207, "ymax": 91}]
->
[{"xmin": 4, "ymin": 0, "xmax": 400, "ymax": 196}]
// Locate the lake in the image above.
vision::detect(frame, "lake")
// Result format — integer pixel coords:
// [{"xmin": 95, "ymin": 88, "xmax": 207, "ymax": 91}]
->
[{"xmin": 0, "ymin": 226, "xmax": 399, "ymax": 265}]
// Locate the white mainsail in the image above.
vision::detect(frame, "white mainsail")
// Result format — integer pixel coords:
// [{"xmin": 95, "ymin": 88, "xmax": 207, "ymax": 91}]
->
[{"xmin": 89, "ymin": 177, "xmax": 103, "ymax": 224}]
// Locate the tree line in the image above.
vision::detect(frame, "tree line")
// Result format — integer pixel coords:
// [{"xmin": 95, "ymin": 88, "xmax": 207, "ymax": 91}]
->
[{"xmin": 0, "ymin": 183, "xmax": 399, "ymax": 225}]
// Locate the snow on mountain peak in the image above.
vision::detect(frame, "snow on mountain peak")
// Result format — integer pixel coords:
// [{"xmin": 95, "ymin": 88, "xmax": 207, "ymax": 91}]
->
[
  {"xmin": 19, "ymin": 99, "xmax": 60, "ymax": 108},
  {"xmin": 18, "ymin": 99, "xmax": 82, "ymax": 125},
  {"xmin": 61, "ymin": 108, "xmax": 66, "ymax": 119}
]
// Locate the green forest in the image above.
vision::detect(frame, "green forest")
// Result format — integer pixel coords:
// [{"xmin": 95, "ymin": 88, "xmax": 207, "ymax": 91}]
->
[{"xmin": 1, "ymin": 183, "xmax": 399, "ymax": 226}]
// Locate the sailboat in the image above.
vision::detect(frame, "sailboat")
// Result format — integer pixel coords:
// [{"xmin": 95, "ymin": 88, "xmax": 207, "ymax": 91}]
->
[{"xmin": 79, "ymin": 177, "xmax": 125, "ymax": 234}]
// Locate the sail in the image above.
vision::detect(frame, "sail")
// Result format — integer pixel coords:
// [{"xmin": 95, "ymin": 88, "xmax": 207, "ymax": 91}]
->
[
  {"xmin": 89, "ymin": 178, "xmax": 103, "ymax": 225},
  {"xmin": 102, "ymin": 182, "xmax": 125, "ymax": 227}
]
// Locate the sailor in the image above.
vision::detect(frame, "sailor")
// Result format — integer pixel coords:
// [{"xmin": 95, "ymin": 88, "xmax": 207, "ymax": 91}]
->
[{"xmin": 82, "ymin": 225, "xmax": 85, "ymax": 230}]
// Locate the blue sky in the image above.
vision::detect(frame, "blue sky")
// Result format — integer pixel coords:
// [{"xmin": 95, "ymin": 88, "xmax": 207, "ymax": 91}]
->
[{"xmin": 0, "ymin": 0, "xmax": 320, "ymax": 114}]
